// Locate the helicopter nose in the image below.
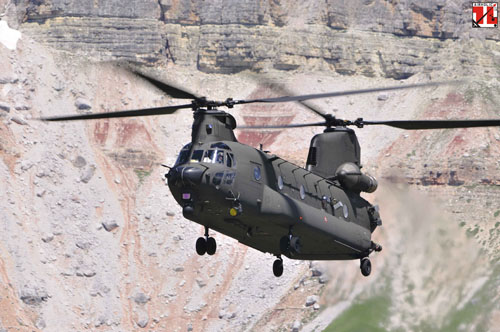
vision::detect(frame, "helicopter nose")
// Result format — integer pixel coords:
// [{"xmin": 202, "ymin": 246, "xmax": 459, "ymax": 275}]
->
[
  {"xmin": 168, "ymin": 165, "xmax": 204, "ymax": 186},
  {"xmin": 181, "ymin": 166, "xmax": 205, "ymax": 185}
]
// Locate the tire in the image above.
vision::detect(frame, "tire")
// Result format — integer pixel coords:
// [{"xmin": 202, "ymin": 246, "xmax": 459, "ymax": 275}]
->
[
  {"xmin": 290, "ymin": 236, "xmax": 301, "ymax": 254},
  {"xmin": 273, "ymin": 259, "xmax": 283, "ymax": 277},
  {"xmin": 196, "ymin": 237, "xmax": 207, "ymax": 256},
  {"xmin": 360, "ymin": 258, "xmax": 371, "ymax": 277},
  {"xmin": 279, "ymin": 236, "xmax": 290, "ymax": 254},
  {"xmin": 206, "ymin": 237, "xmax": 217, "ymax": 255}
]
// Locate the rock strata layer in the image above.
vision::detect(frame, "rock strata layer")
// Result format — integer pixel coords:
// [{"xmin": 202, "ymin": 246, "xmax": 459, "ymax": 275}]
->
[{"xmin": 17, "ymin": 0, "xmax": 500, "ymax": 78}]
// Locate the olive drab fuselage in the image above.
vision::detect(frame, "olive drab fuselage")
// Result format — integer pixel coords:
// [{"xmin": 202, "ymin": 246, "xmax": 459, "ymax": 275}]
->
[{"xmin": 167, "ymin": 110, "xmax": 382, "ymax": 261}]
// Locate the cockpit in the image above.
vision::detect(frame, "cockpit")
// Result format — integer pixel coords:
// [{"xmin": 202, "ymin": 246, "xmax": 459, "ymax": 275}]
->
[{"xmin": 175, "ymin": 142, "xmax": 236, "ymax": 168}]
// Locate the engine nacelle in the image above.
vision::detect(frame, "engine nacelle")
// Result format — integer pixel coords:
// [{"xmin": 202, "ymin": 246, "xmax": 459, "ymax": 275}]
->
[{"xmin": 335, "ymin": 162, "xmax": 378, "ymax": 193}]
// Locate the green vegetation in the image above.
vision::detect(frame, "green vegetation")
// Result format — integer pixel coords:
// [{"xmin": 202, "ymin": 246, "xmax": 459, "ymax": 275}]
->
[
  {"xmin": 323, "ymin": 295, "xmax": 391, "ymax": 332},
  {"xmin": 134, "ymin": 169, "xmax": 152, "ymax": 184},
  {"xmin": 494, "ymin": 210, "xmax": 500, "ymax": 218},
  {"xmin": 437, "ymin": 263, "xmax": 500, "ymax": 332},
  {"xmin": 466, "ymin": 226, "xmax": 479, "ymax": 238},
  {"xmin": 406, "ymin": 150, "xmax": 416, "ymax": 158},
  {"xmin": 323, "ymin": 260, "xmax": 500, "ymax": 332}
]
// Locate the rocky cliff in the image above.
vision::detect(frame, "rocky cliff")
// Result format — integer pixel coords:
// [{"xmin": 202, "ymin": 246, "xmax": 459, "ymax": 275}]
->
[
  {"xmin": 1, "ymin": 0, "xmax": 499, "ymax": 332},
  {"xmin": 12, "ymin": 0, "xmax": 500, "ymax": 78}
]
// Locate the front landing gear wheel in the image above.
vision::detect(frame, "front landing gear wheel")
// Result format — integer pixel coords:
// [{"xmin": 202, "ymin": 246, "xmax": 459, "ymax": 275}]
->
[
  {"xmin": 196, "ymin": 237, "xmax": 207, "ymax": 256},
  {"xmin": 206, "ymin": 237, "xmax": 217, "ymax": 255},
  {"xmin": 273, "ymin": 258, "xmax": 283, "ymax": 277},
  {"xmin": 360, "ymin": 257, "xmax": 371, "ymax": 277}
]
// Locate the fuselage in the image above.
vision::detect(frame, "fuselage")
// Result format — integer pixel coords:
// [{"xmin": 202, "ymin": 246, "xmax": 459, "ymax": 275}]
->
[{"xmin": 167, "ymin": 139, "xmax": 377, "ymax": 261}]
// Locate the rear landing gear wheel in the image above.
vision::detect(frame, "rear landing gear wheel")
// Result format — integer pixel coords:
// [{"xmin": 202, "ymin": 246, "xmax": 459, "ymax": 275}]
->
[
  {"xmin": 360, "ymin": 257, "xmax": 371, "ymax": 277},
  {"xmin": 273, "ymin": 258, "xmax": 283, "ymax": 277},
  {"xmin": 206, "ymin": 237, "xmax": 217, "ymax": 255},
  {"xmin": 279, "ymin": 236, "xmax": 290, "ymax": 254},
  {"xmin": 196, "ymin": 237, "xmax": 207, "ymax": 256}
]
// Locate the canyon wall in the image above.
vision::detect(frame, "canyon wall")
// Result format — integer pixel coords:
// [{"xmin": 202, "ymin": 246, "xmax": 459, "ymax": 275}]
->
[{"xmin": 1, "ymin": 0, "xmax": 499, "ymax": 331}]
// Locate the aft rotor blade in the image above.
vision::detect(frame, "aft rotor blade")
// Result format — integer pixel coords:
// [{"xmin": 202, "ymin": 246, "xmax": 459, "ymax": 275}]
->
[
  {"xmin": 40, "ymin": 104, "xmax": 192, "ymax": 121},
  {"xmin": 234, "ymin": 81, "xmax": 458, "ymax": 105},
  {"xmin": 361, "ymin": 119, "xmax": 500, "ymax": 130},
  {"xmin": 237, "ymin": 121, "xmax": 327, "ymax": 129},
  {"xmin": 131, "ymin": 70, "xmax": 201, "ymax": 100}
]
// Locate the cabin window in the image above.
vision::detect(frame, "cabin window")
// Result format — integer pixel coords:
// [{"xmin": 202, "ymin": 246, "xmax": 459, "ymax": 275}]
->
[
  {"xmin": 300, "ymin": 185, "xmax": 306, "ymax": 200},
  {"xmin": 254, "ymin": 166, "xmax": 262, "ymax": 181},
  {"xmin": 277, "ymin": 176, "xmax": 284, "ymax": 190},
  {"xmin": 190, "ymin": 150, "xmax": 204, "ymax": 162}
]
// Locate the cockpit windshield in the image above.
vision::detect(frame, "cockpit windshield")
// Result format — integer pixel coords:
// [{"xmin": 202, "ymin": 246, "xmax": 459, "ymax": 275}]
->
[
  {"xmin": 190, "ymin": 150, "xmax": 204, "ymax": 162},
  {"xmin": 175, "ymin": 142, "xmax": 236, "ymax": 168},
  {"xmin": 203, "ymin": 149, "xmax": 225, "ymax": 164}
]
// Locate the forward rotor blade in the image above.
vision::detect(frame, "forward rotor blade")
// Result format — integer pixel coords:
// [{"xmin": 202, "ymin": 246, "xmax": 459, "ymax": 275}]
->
[
  {"xmin": 131, "ymin": 70, "xmax": 201, "ymax": 100},
  {"xmin": 268, "ymin": 83, "xmax": 329, "ymax": 120},
  {"xmin": 40, "ymin": 104, "xmax": 192, "ymax": 121},
  {"xmin": 295, "ymin": 101, "xmax": 329, "ymax": 120},
  {"xmin": 244, "ymin": 76, "xmax": 329, "ymax": 120},
  {"xmin": 234, "ymin": 81, "xmax": 458, "ymax": 105},
  {"xmin": 237, "ymin": 121, "xmax": 327, "ymax": 129},
  {"xmin": 362, "ymin": 119, "xmax": 500, "ymax": 130}
]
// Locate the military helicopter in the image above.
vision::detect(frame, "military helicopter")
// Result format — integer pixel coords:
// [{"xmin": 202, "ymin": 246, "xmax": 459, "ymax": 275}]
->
[{"xmin": 41, "ymin": 70, "xmax": 500, "ymax": 277}]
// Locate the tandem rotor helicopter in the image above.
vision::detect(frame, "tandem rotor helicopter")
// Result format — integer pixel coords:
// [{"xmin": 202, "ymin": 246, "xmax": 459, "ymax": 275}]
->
[{"xmin": 41, "ymin": 69, "xmax": 500, "ymax": 277}]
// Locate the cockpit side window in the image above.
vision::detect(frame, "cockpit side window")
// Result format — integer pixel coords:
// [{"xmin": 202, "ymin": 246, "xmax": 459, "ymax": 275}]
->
[
  {"xmin": 190, "ymin": 150, "xmax": 204, "ymax": 162},
  {"xmin": 226, "ymin": 153, "xmax": 236, "ymax": 168},
  {"xmin": 231, "ymin": 153, "xmax": 236, "ymax": 167},
  {"xmin": 175, "ymin": 143, "xmax": 191, "ymax": 165}
]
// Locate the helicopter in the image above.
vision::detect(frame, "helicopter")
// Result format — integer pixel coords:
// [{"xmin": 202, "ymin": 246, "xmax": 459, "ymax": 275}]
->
[{"xmin": 41, "ymin": 70, "xmax": 500, "ymax": 277}]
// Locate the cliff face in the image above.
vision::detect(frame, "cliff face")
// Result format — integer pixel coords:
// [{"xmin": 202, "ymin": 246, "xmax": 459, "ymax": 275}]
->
[
  {"xmin": 15, "ymin": 0, "xmax": 500, "ymax": 78},
  {"xmin": 1, "ymin": 1, "xmax": 500, "ymax": 332}
]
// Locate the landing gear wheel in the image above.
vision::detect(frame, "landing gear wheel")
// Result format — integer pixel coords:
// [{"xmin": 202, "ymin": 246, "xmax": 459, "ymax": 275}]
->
[
  {"xmin": 289, "ymin": 236, "xmax": 301, "ymax": 255},
  {"xmin": 206, "ymin": 237, "xmax": 217, "ymax": 255},
  {"xmin": 196, "ymin": 237, "xmax": 207, "ymax": 256},
  {"xmin": 279, "ymin": 236, "xmax": 290, "ymax": 254},
  {"xmin": 273, "ymin": 258, "xmax": 283, "ymax": 277},
  {"xmin": 360, "ymin": 257, "xmax": 371, "ymax": 277}
]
